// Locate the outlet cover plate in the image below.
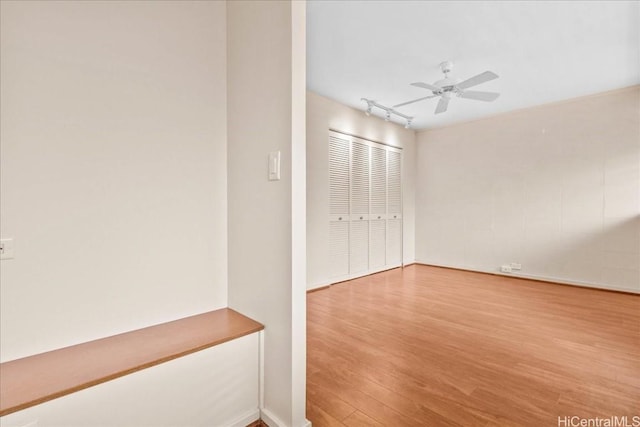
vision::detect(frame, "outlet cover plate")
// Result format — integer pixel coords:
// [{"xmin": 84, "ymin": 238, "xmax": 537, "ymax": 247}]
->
[{"xmin": 500, "ymin": 265, "xmax": 512, "ymax": 273}]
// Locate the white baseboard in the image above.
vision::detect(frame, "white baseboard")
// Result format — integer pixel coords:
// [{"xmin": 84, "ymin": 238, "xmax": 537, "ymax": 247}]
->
[
  {"xmin": 260, "ymin": 408, "xmax": 285, "ymax": 427},
  {"xmin": 260, "ymin": 409, "xmax": 311, "ymax": 427},
  {"xmin": 307, "ymin": 264, "xmax": 407, "ymax": 290},
  {"xmin": 415, "ymin": 261, "xmax": 640, "ymax": 294},
  {"xmin": 227, "ymin": 408, "xmax": 260, "ymax": 427},
  {"xmin": 307, "ymin": 281, "xmax": 331, "ymax": 291}
]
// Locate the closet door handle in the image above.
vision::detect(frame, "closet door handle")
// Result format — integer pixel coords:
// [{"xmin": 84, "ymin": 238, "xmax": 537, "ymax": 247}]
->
[
  {"xmin": 360, "ymin": 216, "xmax": 363, "ymax": 220},
  {"xmin": 378, "ymin": 216, "xmax": 381, "ymax": 219},
  {"xmin": 338, "ymin": 217, "xmax": 342, "ymax": 221}
]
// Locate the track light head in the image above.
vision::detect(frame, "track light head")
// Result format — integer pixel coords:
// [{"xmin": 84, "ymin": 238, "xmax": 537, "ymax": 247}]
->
[
  {"xmin": 361, "ymin": 97, "xmax": 413, "ymax": 124},
  {"xmin": 362, "ymin": 98, "xmax": 374, "ymax": 117}
]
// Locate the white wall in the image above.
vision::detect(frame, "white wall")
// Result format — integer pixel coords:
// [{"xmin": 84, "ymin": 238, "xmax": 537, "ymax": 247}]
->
[
  {"xmin": 227, "ymin": 2, "xmax": 307, "ymax": 426},
  {"xmin": 1, "ymin": 1, "xmax": 310, "ymax": 425},
  {"xmin": 0, "ymin": 1, "xmax": 246, "ymax": 425},
  {"xmin": 0, "ymin": 0, "xmax": 228, "ymax": 362},
  {"xmin": 415, "ymin": 86, "xmax": 640, "ymax": 292},
  {"xmin": 306, "ymin": 91, "xmax": 416, "ymax": 289},
  {"xmin": 0, "ymin": 334, "xmax": 260, "ymax": 427}
]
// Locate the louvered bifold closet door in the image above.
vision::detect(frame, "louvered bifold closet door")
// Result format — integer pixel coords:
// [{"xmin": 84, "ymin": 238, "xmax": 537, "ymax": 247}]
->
[
  {"xmin": 386, "ymin": 149, "xmax": 403, "ymax": 267},
  {"xmin": 349, "ymin": 140, "xmax": 370, "ymax": 274},
  {"xmin": 328, "ymin": 134, "xmax": 350, "ymax": 278},
  {"xmin": 369, "ymin": 145, "xmax": 387, "ymax": 271}
]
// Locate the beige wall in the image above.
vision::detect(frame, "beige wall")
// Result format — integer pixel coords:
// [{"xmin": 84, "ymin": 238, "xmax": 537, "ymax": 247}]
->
[
  {"xmin": 227, "ymin": 1, "xmax": 307, "ymax": 426},
  {"xmin": 306, "ymin": 91, "xmax": 416, "ymax": 289},
  {"xmin": 0, "ymin": 0, "xmax": 229, "ymax": 362},
  {"xmin": 415, "ymin": 86, "xmax": 640, "ymax": 292}
]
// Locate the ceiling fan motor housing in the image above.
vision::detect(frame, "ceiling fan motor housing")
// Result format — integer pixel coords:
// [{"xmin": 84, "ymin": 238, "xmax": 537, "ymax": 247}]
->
[
  {"xmin": 435, "ymin": 61, "xmax": 460, "ymax": 92},
  {"xmin": 434, "ymin": 78, "xmax": 460, "ymax": 91}
]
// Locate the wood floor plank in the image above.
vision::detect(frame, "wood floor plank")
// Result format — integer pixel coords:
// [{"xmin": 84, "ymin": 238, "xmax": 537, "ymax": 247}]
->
[
  {"xmin": 307, "ymin": 383, "xmax": 357, "ymax": 421},
  {"xmin": 309, "ymin": 370, "xmax": 429, "ymax": 427},
  {"xmin": 306, "ymin": 402, "xmax": 346, "ymax": 427},
  {"xmin": 307, "ymin": 265, "xmax": 640, "ymax": 426},
  {"xmin": 343, "ymin": 411, "xmax": 384, "ymax": 427}
]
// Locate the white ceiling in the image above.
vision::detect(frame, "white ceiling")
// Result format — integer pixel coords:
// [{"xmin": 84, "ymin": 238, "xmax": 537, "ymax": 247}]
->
[{"xmin": 307, "ymin": 1, "xmax": 640, "ymax": 130}]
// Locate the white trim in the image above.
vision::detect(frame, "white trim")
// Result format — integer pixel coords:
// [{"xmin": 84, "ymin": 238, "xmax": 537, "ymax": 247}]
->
[
  {"xmin": 226, "ymin": 408, "xmax": 260, "ymax": 427},
  {"xmin": 307, "ymin": 261, "xmax": 404, "ymax": 291},
  {"xmin": 329, "ymin": 128, "xmax": 404, "ymax": 151},
  {"xmin": 258, "ymin": 409, "xmax": 312, "ymax": 427},
  {"xmin": 307, "ymin": 281, "xmax": 331, "ymax": 291},
  {"xmin": 260, "ymin": 408, "xmax": 286, "ymax": 427},
  {"xmin": 325, "ymin": 264, "xmax": 403, "ymax": 286},
  {"xmin": 258, "ymin": 330, "xmax": 264, "ymax": 409},
  {"xmin": 415, "ymin": 261, "xmax": 640, "ymax": 294}
]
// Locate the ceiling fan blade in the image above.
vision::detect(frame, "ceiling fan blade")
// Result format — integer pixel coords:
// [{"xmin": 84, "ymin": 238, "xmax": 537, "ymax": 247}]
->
[
  {"xmin": 455, "ymin": 71, "xmax": 499, "ymax": 90},
  {"xmin": 393, "ymin": 95, "xmax": 437, "ymax": 108},
  {"xmin": 459, "ymin": 90, "xmax": 500, "ymax": 102},
  {"xmin": 435, "ymin": 97, "xmax": 449, "ymax": 114},
  {"xmin": 410, "ymin": 82, "xmax": 441, "ymax": 92}
]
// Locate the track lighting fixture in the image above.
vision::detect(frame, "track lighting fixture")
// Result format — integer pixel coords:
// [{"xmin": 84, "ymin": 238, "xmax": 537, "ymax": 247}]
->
[{"xmin": 361, "ymin": 98, "xmax": 414, "ymax": 128}]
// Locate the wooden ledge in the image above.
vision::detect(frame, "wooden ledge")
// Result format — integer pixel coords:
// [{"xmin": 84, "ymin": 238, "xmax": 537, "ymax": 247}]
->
[{"xmin": 0, "ymin": 308, "xmax": 264, "ymax": 416}]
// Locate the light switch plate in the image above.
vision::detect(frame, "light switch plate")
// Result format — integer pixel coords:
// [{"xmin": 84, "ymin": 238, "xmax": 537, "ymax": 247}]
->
[
  {"xmin": 0, "ymin": 238, "xmax": 14, "ymax": 260},
  {"xmin": 269, "ymin": 151, "xmax": 281, "ymax": 181}
]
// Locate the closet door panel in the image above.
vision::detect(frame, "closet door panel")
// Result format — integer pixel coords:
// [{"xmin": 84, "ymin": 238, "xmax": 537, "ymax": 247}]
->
[
  {"xmin": 386, "ymin": 149, "xmax": 402, "ymax": 267},
  {"xmin": 329, "ymin": 134, "xmax": 351, "ymax": 218},
  {"xmin": 329, "ymin": 220, "xmax": 350, "ymax": 278},
  {"xmin": 328, "ymin": 133, "xmax": 351, "ymax": 278},
  {"xmin": 387, "ymin": 150, "xmax": 402, "ymax": 215},
  {"xmin": 349, "ymin": 219, "xmax": 369, "ymax": 274},
  {"xmin": 350, "ymin": 141, "xmax": 370, "ymax": 216},
  {"xmin": 387, "ymin": 218, "xmax": 403, "ymax": 267},
  {"xmin": 370, "ymin": 146, "xmax": 387, "ymax": 216},
  {"xmin": 349, "ymin": 140, "xmax": 370, "ymax": 274},
  {"xmin": 369, "ymin": 145, "xmax": 387, "ymax": 269},
  {"xmin": 369, "ymin": 219, "xmax": 386, "ymax": 270}
]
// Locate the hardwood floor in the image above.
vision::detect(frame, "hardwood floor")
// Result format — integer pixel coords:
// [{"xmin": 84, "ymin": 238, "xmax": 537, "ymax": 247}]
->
[{"xmin": 306, "ymin": 265, "xmax": 640, "ymax": 426}]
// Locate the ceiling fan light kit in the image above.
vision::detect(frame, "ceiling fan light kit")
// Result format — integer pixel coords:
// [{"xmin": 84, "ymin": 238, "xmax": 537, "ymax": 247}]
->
[{"xmin": 362, "ymin": 61, "xmax": 501, "ymax": 125}]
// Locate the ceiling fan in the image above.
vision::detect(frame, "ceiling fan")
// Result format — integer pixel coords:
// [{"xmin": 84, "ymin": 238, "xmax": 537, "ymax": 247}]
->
[{"xmin": 394, "ymin": 61, "xmax": 500, "ymax": 114}]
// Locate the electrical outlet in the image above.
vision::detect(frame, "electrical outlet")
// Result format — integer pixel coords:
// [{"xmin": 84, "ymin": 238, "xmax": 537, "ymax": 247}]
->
[
  {"xmin": 510, "ymin": 262, "xmax": 522, "ymax": 270},
  {"xmin": 500, "ymin": 265, "xmax": 512, "ymax": 273},
  {"xmin": 0, "ymin": 238, "xmax": 14, "ymax": 260}
]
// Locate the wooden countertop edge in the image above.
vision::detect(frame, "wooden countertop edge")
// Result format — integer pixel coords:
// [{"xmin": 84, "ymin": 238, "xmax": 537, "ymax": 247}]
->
[{"xmin": 0, "ymin": 308, "xmax": 264, "ymax": 417}]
